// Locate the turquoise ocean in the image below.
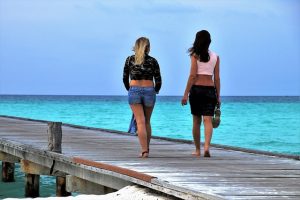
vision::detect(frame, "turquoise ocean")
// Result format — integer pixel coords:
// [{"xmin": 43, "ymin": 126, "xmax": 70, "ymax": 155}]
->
[{"xmin": 0, "ymin": 95, "xmax": 299, "ymax": 198}]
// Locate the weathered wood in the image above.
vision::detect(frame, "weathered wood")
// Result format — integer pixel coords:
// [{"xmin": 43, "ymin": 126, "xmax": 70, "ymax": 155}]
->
[
  {"xmin": 0, "ymin": 116, "xmax": 300, "ymax": 200},
  {"xmin": 20, "ymin": 159, "xmax": 66, "ymax": 176},
  {"xmin": 56, "ymin": 176, "xmax": 71, "ymax": 196},
  {"xmin": 0, "ymin": 151, "xmax": 20, "ymax": 163},
  {"xmin": 1, "ymin": 162, "xmax": 15, "ymax": 182},
  {"xmin": 48, "ymin": 121, "xmax": 71, "ymax": 197},
  {"xmin": 66, "ymin": 175, "xmax": 116, "ymax": 194},
  {"xmin": 48, "ymin": 122, "xmax": 62, "ymax": 153},
  {"xmin": 104, "ymin": 186, "xmax": 116, "ymax": 194},
  {"xmin": 25, "ymin": 173, "xmax": 40, "ymax": 197}
]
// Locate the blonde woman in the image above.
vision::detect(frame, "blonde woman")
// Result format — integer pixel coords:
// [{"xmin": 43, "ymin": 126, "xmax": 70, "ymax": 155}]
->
[{"xmin": 123, "ymin": 37, "xmax": 162, "ymax": 158}]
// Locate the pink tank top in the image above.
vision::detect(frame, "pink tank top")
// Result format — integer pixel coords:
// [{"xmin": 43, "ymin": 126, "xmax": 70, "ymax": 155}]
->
[{"xmin": 197, "ymin": 51, "xmax": 218, "ymax": 75}]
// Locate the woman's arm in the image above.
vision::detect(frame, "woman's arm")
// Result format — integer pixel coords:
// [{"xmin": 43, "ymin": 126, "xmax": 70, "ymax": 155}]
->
[
  {"xmin": 123, "ymin": 56, "xmax": 130, "ymax": 91},
  {"xmin": 181, "ymin": 55, "xmax": 197, "ymax": 105},
  {"xmin": 153, "ymin": 59, "xmax": 162, "ymax": 93},
  {"xmin": 214, "ymin": 56, "xmax": 221, "ymax": 104}
]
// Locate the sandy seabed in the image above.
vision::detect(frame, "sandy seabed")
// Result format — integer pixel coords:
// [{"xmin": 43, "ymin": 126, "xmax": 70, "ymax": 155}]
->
[{"xmin": 4, "ymin": 185, "xmax": 173, "ymax": 200}]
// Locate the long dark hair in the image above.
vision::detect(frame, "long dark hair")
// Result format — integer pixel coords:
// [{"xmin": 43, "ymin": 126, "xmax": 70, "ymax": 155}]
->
[{"xmin": 188, "ymin": 30, "xmax": 211, "ymax": 62}]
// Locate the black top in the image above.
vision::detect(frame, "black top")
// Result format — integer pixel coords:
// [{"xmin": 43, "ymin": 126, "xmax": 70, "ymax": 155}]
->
[{"xmin": 123, "ymin": 54, "xmax": 162, "ymax": 92}]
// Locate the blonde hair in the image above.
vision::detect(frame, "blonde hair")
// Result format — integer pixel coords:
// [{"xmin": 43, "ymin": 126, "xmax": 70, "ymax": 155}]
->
[{"xmin": 133, "ymin": 37, "xmax": 150, "ymax": 65}]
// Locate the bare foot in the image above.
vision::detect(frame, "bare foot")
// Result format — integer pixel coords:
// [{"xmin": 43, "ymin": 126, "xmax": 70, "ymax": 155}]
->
[
  {"xmin": 192, "ymin": 150, "xmax": 200, "ymax": 157},
  {"xmin": 139, "ymin": 151, "xmax": 149, "ymax": 158}
]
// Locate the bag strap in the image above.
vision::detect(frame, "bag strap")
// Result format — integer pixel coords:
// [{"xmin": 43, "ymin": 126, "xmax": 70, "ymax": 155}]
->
[{"xmin": 214, "ymin": 87, "xmax": 220, "ymax": 108}]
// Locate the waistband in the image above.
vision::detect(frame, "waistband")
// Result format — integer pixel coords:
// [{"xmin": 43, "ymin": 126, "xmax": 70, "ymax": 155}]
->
[
  {"xmin": 192, "ymin": 85, "xmax": 215, "ymax": 89},
  {"xmin": 130, "ymin": 86, "xmax": 154, "ymax": 89}
]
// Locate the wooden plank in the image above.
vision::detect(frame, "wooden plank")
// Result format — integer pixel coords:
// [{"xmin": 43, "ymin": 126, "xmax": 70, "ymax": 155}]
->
[
  {"xmin": 0, "ymin": 116, "xmax": 300, "ymax": 200},
  {"xmin": 223, "ymin": 196, "xmax": 300, "ymax": 200}
]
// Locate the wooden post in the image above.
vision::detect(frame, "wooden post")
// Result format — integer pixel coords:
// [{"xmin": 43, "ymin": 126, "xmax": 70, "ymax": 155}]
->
[
  {"xmin": 48, "ymin": 122, "xmax": 62, "ymax": 153},
  {"xmin": 48, "ymin": 122, "xmax": 71, "ymax": 196},
  {"xmin": 25, "ymin": 173, "xmax": 40, "ymax": 197},
  {"xmin": 2, "ymin": 162, "xmax": 15, "ymax": 182},
  {"xmin": 56, "ymin": 176, "xmax": 71, "ymax": 196}
]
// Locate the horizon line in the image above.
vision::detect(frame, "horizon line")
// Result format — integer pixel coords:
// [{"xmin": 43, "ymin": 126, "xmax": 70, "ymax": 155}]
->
[{"xmin": 0, "ymin": 94, "xmax": 299, "ymax": 97}]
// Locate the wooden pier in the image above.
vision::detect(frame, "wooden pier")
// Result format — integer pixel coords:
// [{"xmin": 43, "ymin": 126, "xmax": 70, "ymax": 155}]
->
[{"xmin": 0, "ymin": 116, "xmax": 299, "ymax": 199}]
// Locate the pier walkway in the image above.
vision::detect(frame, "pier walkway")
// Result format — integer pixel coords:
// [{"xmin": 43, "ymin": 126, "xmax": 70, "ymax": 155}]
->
[{"xmin": 0, "ymin": 116, "xmax": 299, "ymax": 199}]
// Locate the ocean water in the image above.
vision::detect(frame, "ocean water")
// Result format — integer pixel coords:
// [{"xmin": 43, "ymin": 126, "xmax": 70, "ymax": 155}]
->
[
  {"xmin": 0, "ymin": 95, "xmax": 300, "ymax": 198},
  {"xmin": 0, "ymin": 163, "xmax": 56, "ymax": 199},
  {"xmin": 0, "ymin": 95, "xmax": 299, "ymax": 155}
]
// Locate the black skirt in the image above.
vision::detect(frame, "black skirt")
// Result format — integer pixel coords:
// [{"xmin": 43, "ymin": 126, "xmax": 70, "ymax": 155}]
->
[{"xmin": 189, "ymin": 85, "xmax": 217, "ymax": 116}]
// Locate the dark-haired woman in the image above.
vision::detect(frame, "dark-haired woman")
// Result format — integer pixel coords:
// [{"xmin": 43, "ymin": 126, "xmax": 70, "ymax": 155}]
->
[
  {"xmin": 181, "ymin": 30, "xmax": 221, "ymax": 157},
  {"xmin": 123, "ymin": 37, "xmax": 162, "ymax": 158}
]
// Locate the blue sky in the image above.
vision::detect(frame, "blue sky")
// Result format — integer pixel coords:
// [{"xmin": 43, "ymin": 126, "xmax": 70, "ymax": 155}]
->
[{"xmin": 0, "ymin": 0, "xmax": 299, "ymax": 96}]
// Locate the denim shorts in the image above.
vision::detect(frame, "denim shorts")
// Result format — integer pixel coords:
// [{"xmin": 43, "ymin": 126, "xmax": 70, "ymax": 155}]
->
[{"xmin": 128, "ymin": 86, "xmax": 156, "ymax": 107}]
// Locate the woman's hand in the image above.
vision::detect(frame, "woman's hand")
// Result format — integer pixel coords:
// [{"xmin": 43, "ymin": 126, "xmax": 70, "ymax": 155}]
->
[
  {"xmin": 181, "ymin": 94, "xmax": 188, "ymax": 106},
  {"xmin": 217, "ymin": 97, "xmax": 221, "ymax": 106}
]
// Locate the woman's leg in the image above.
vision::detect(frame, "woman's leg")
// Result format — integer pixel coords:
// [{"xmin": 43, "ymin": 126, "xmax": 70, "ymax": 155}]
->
[
  {"xmin": 130, "ymin": 104, "xmax": 148, "ymax": 157},
  {"xmin": 203, "ymin": 116, "xmax": 213, "ymax": 154},
  {"xmin": 192, "ymin": 115, "xmax": 202, "ymax": 156},
  {"xmin": 144, "ymin": 106, "xmax": 154, "ymax": 150}
]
